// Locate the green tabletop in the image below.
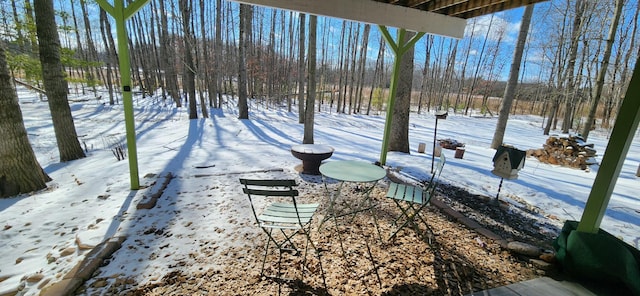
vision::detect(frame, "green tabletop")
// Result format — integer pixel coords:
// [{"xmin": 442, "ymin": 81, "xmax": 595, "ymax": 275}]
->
[{"xmin": 320, "ymin": 160, "xmax": 386, "ymax": 183}]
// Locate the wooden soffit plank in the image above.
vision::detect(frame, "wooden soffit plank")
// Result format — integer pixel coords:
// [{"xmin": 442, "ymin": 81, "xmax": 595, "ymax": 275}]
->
[
  {"xmin": 440, "ymin": 0, "xmax": 541, "ymax": 18},
  {"xmin": 230, "ymin": 0, "xmax": 467, "ymax": 38}
]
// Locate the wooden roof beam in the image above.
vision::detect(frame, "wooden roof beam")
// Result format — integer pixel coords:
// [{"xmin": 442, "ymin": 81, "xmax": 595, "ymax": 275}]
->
[
  {"xmin": 444, "ymin": 0, "xmax": 543, "ymax": 19},
  {"xmin": 419, "ymin": 0, "xmax": 468, "ymax": 12}
]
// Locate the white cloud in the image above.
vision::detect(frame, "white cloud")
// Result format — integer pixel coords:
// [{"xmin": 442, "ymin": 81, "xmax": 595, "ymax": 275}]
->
[{"xmin": 464, "ymin": 14, "xmax": 519, "ymax": 44}]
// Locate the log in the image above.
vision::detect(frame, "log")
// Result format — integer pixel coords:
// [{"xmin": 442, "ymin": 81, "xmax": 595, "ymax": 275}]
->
[
  {"xmin": 194, "ymin": 168, "xmax": 284, "ymax": 177},
  {"xmin": 14, "ymin": 78, "xmax": 46, "ymax": 95}
]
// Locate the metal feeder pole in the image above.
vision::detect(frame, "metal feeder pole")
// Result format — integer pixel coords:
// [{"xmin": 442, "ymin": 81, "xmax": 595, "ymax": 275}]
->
[{"xmin": 496, "ymin": 177, "xmax": 504, "ymax": 201}]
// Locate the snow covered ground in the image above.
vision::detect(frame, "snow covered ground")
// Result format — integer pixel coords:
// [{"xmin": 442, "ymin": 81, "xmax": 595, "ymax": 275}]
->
[{"xmin": 1, "ymin": 88, "xmax": 638, "ymax": 295}]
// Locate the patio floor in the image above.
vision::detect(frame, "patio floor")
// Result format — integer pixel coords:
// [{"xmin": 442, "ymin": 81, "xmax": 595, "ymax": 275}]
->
[{"xmin": 467, "ymin": 276, "xmax": 633, "ymax": 296}]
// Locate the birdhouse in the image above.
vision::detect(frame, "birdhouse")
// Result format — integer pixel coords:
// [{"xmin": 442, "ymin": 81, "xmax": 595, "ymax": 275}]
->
[{"xmin": 491, "ymin": 145, "xmax": 526, "ymax": 180}]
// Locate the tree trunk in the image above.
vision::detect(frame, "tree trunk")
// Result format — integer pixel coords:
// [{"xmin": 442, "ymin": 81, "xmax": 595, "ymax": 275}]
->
[
  {"xmin": 441, "ymin": 39, "xmax": 458, "ymax": 109},
  {"xmin": 99, "ymin": 8, "xmax": 116, "ymax": 105},
  {"xmin": 303, "ymin": 15, "xmax": 317, "ymax": 144},
  {"xmin": 179, "ymin": 0, "xmax": 198, "ymax": 119},
  {"xmin": 34, "ymin": 0, "xmax": 85, "ymax": 162},
  {"xmin": 367, "ymin": 36, "xmax": 385, "ymax": 115},
  {"xmin": 561, "ymin": 0, "xmax": 586, "ymax": 133},
  {"xmin": 347, "ymin": 24, "xmax": 360, "ymax": 114},
  {"xmin": 389, "ymin": 31, "xmax": 415, "ymax": 153},
  {"xmin": 355, "ymin": 24, "xmax": 370, "ymax": 114},
  {"xmin": 491, "ymin": 5, "xmax": 534, "ymax": 149},
  {"xmin": 158, "ymin": 0, "xmax": 180, "ymax": 106},
  {"xmin": 581, "ymin": 0, "xmax": 623, "ymax": 140},
  {"xmin": 464, "ymin": 15, "xmax": 494, "ymax": 116},
  {"xmin": 606, "ymin": 0, "xmax": 639, "ymax": 128},
  {"xmin": 336, "ymin": 21, "xmax": 347, "ymax": 113},
  {"xmin": 79, "ymin": 0, "xmax": 99, "ymax": 95},
  {"xmin": 214, "ymin": 0, "xmax": 223, "ymax": 108},
  {"xmin": 297, "ymin": 14, "xmax": 306, "ymax": 123},
  {"xmin": 198, "ymin": 0, "xmax": 211, "ymax": 116},
  {"xmin": 0, "ymin": 43, "xmax": 51, "ymax": 198},
  {"xmin": 237, "ymin": 4, "xmax": 249, "ymax": 119},
  {"xmin": 454, "ymin": 23, "xmax": 475, "ymax": 114}
]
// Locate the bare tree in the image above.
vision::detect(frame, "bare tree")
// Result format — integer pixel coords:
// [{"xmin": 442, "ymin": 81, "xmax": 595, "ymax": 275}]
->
[
  {"xmin": 179, "ymin": 0, "xmax": 198, "ymax": 119},
  {"xmin": 303, "ymin": 15, "xmax": 317, "ymax": 144},
  {"xmin": 581, "ymin": 0, "xmax": 624, "ymax": 140},
  {"xmin": 157, "ymin": 0, "xmax": 180, "ymax": 105},
  {"xmin": 560, "ymin": 0, "xmax": 587, "ymax": 133},
  {"xmin": 389, "ymin": 31, "xmax": 416, "ymax": 153},
  {"xmin": 355, "ymin": 24, "xmax": 370, "ymax": 113},
  {"xmin": 34, "ymin": 0, "xmax": 85, "ymax": 162},
  {"xmin": 0, "ymin": 43, "xmax": 51, "ymax": 198},
  {"xmin": 99, "ymin": 8, "xmax": 116, "ymax": 105},
  {"xmin": 213, "ymin": 0, "xmax": 223, "ymax": 108},
  {"xmin": 491, "ymin": 5, "xmax": 535, "ymax": 149},
  {"xmin": 367, "ymin": 35, "xmax": 386, "ymax": 115},
  {"xmin": 297, "ymin": 13, "xmax": 306, "ymax": 123},
  {"xmin": 237, "ymin": 4, "xmax": 249, "ymax": 119}
]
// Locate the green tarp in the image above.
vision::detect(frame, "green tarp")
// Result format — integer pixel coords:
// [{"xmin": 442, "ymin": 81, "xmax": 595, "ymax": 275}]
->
[{"xmin": 554, "ymin": 220, "xmax": 640, "ymax": 295}]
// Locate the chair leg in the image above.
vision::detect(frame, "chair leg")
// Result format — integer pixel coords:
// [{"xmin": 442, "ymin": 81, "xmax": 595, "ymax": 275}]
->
[
  {"xmin": 277, "ymin": 245, "xmax": 283, "ymax": 279},
  {"xmin": 389, "ymin": 201, "xmax": 431, "ymax": 242},
  {"xmin": 302, "ymin": 229, "xmax": 310, "ymax": 281},
  {"xmin": 260, "ymin": 229, "xmax": 273, "ymax": 277},
  {"xmin": 388, "ymin": 201, "xmax": 412, "ymax": 241}
]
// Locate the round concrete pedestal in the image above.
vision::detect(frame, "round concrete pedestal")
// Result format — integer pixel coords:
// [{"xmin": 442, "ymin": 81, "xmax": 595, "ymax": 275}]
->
[{"xmin": 291, "ymin": 144, "xmax": 334, "ymax": 175}]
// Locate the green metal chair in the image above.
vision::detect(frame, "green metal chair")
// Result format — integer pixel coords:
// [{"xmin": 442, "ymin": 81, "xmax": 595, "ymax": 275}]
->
[
  {"xmin": 385, "ymin": 154, "xmax": 446, "ymax": 242},
  {"xmin": 240, "ymin": 178, "xmax": 323, "ymax": 282}
]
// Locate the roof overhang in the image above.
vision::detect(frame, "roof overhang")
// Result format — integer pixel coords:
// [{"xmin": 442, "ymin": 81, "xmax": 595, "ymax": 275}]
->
[{"xmin": 232, "ymin": 0, "xmax": 467, "ymax": 38}]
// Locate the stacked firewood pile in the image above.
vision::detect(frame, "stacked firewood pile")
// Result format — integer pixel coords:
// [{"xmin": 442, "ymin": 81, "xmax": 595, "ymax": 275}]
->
[{"xmin": 528, "ymin": 135, "xmax": 597, "ymax": 170}]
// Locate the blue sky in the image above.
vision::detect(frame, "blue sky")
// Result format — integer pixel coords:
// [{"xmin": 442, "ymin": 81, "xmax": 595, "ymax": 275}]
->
[{"xmin": 4, "ymin": 0, "xmax": 637, "ymax": 84}]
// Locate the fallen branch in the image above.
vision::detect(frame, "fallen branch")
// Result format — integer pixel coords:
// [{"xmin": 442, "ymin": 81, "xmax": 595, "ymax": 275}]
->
[
  {"xmin": 194, "ymin": 168, "xmax": 283, "ymax": 177},
  {"xmin": 195, "ymin": 165, "xmax": 216, "ymax": 169},
  {"xmin": 14, "ymin": 78, "xmax": 46, "ymax": 95}
]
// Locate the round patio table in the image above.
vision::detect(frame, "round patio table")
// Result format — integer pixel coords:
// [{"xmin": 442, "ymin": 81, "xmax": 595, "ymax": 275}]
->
[
  {"xmin": 319, "ymin": 160, "xmax": 386, "ymax": 183},
  {"xmin": 318, "ymin": 160, "xmax": 386, "ymax": 234},
  {"xmin": 319, "ymin": 160, "xmax": 387, "ymax": 260}
]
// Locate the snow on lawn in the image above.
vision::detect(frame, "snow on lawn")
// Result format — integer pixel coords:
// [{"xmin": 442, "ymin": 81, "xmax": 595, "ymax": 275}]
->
[{"xmin": 1, "ymin": 87, "xmax": 639, "ymax": 295}]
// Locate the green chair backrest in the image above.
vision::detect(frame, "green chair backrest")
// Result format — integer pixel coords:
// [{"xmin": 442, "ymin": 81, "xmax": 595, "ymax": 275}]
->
[
  {"xmin": 425, "ymin": 153, "xmax": 446, "ymax": 196},
  {"xmin": 239, "ymin": 178, "xmax": 302, "ymax": 225}
]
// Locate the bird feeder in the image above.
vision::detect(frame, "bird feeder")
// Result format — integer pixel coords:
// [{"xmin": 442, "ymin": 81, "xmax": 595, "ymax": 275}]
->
[
  {"xmin": 491, "ymin": 145, "xmax": 526, "ymax": 202},
  {"xmin": 492, "ymin": 145, "xmax": 526, "ymax": 180}
]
